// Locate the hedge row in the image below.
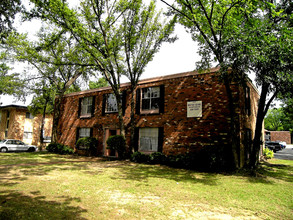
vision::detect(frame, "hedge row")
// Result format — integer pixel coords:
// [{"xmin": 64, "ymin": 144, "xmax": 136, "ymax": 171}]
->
[
  {"xmin": 46, "ymin": 143, "xmax": 74, "ymax": 155},
  {"xmin": 130, "ymin": 146, "xmax": 231, "ymax": 172}
]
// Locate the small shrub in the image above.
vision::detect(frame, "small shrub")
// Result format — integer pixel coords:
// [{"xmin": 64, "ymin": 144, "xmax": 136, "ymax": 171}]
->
[
  {"xmin": 148, "ymin": 152, "xmax": 167, "ymax": 164},
  {"xmin": 76, "ymin": 137, "xmax": 99, "ymax": 156},
  {"xmin": 106, "ymin": 135, "xmax": 126, "ymax": 158},
  {"xmin": 46, "ymin": 143, "xmax": 59, "ymax": 153},
  {"xmin": 263, "ymin": 148, "xmax": 274, "ymax": 160},
  {"xmin": 130, "ymin": 152, "xmax": 149, "ymax": 163},
  {"xmin": 46, "ymin": 143, "xmax": 74, "ymax": 155}
]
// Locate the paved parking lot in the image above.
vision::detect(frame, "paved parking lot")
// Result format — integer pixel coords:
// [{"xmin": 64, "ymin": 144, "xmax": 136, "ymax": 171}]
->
[{"xmin": 274, "ymin": 144, "xmax": 293, "ymax": 160}]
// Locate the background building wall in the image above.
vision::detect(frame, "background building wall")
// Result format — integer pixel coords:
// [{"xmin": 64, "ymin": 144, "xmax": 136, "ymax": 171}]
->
[
  {"xmin": 0, "ymin": 106, "xmax": 53, "ymax": 146},
  {"xmin": 270, "ymin": 131, "xmax": 291, "ymax": 144}
]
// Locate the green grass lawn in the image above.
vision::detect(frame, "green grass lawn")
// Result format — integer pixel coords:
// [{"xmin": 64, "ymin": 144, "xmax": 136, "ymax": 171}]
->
[{"xmin": 0, "ymin": 152, "xmax": 292, "ymax": 219}]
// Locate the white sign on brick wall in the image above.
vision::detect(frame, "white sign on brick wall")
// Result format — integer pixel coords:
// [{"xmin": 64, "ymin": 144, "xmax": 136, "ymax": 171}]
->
[{"xmin": 187, "ymin": 101, "xmax": 202, "ymax": 118}]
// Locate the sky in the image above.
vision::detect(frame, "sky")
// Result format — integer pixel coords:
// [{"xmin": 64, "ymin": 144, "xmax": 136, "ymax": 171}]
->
[{"xmin": 0, "ymin": 0, "xmax": 201, "ymax": 106}]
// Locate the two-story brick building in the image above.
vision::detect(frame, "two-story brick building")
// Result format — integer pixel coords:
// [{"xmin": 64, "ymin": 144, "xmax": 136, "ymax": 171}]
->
[
  {"xmin": 55, "ymin": 68, "xmax": 261, "ymax": 168},
  {"xmin": 0, "ymin": 105, "xmax": 53, "ymax": 146}
]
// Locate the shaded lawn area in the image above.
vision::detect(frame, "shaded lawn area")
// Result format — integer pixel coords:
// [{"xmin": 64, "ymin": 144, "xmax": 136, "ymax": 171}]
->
[{"xmin": 0, "ymin": 152, "xmax": 292, "ymax": 219}]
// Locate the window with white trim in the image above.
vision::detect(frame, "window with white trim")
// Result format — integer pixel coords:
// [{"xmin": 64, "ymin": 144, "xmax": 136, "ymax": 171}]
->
[
  {"xmin": 78, "ymin": 128, "xmax": 91, "ymax": 138},
  {"xmin": 23, "ymin": 131, "xmax": 33, "ymax": 139},
  {"xmin": 139, "ymin": 128, "xmax": 159, "ymax": 152},
  {"xmin": 141, "ymin": 87, "xmax": 160, "ymax": 113},
  {"xmin": 105, "ymin": 94, "xmax": 118, "ymax": 113},
  {"xmin": 80, "ymin": 97, "xmax": 94, "ymax": 117}
]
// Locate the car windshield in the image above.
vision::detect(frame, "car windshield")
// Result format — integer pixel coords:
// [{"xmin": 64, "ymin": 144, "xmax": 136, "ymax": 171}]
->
[{"xmin": 0, "ymin": 140, "xmax": 6, "ymax": 144}]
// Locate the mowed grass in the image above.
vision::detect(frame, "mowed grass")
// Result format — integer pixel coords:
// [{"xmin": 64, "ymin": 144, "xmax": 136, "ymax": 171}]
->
[{"xmin": 0, "ymin": 152, "xmax": 292, "ymax": 219}]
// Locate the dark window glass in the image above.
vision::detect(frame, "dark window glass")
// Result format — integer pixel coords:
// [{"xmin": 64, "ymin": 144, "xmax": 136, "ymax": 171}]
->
[{"xmin": 141, "ymin": 87, "xmax": 160, "ymax": 111}]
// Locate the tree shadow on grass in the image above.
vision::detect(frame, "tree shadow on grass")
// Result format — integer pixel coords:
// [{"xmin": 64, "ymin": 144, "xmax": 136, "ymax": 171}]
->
[
  {"xmin": 0, "ymin": 161, "xmax": 95, "ymax": 187},
  {"xmin": 0, "ymin": 190, "xmax": 87, "ymax": 220},
  {"xmin": 110, "ymin": 163, "xmax": 219, "ymax": 186},
  {"xmin": 255, "ymin": 161, "xmax": 293, "ymax": 183},
  {"xmin": 232, "ymin": 160, "xmax": 293, "ymax": 184}
]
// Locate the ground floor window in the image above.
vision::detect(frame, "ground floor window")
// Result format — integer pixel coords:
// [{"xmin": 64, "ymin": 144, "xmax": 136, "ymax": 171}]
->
[
  {"xmin": 139, "ymin": 128, "xmax": 159, "ymax": 152},
  {"xmin": 78, "ymin": 128, "xmax": 91, "ymax": 138},
  {"xmin": 23, "ymin": 131, "xmax": 33, "ymax": 139}
]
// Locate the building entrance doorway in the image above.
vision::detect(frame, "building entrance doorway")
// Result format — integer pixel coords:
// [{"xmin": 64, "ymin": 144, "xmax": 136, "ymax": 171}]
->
[{"xmin": 104, "ymin": 128, "xmax": 120, "ymax": 157}]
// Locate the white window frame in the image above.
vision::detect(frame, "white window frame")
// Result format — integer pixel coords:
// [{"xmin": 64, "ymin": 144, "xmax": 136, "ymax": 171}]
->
[
  {"xmin": 23, "ymin": 131, "xmax": 33, "ymax": 139},
  {"xmin": 141, "ymin": 87, "xmax": 160, "ymax": 114},
  {"xmin": 105, "ymin": 93, "xmax": 118, "ymax": 113},
  {"xmin": 139, "ymin": 128, "xmax": 159, "ymax": 153},
  {"xmin": 80, "ymin": 97, "xmax": 93, "ymax": 117},
  {"xmin": 79, "ymin": 128, "xmax": 91, "ymax": 139}
]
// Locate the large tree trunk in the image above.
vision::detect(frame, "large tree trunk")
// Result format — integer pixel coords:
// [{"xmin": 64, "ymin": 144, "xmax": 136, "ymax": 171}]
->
[
  {"xmin": 117, "ymin": 95, "xmax": 125, "ymax": 137},
  {"xmin": 250, "ymin": 82, "xmax": 276, "ymax": 170},
  {"xmin": 52, "ymin": 94, "xmax": 63, "ymax": 143},
  {"xmin": 52, "ymin": 71, "xmax": 83, "ymax": 143},
  {"xmin": 129, "ymin": 87, "xmax": 136, "ymax": 153},
  {"xmin": 39, "ymin": 99, "xmax": 48, "ymax": 150},
  {"xmin": 223, "ymin": 75, "xmax": 240, "ymax": 169}
]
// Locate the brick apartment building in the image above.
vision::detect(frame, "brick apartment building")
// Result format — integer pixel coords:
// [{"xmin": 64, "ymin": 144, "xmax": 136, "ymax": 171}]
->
[
  {"xmin": 265, "ymin": 130, "xmax": 292, "ymax": 144},
  {"xmin": 56, "ymin": 68, "xmax": 261, "ymax": 168},
  {"xmin": 0, "ymin": 105, "xmax": 53, "ymax": 146}
]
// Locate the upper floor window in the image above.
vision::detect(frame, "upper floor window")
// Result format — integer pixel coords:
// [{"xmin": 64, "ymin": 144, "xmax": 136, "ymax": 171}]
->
[
  {"xmin": 102, "ymin": 91, "xmax": 126, "ymax": 116},
  {"xmin": 26, "ymin": 112, "xmax": 34, "ymax": 119},
  {"xmin": 79, "ymin": 96, "xmax": 95, "ymax": 118},
  {"xmin": 105, "ymin": 94, "xmax": 118, "ymax": 113},
  {"xmin": 142, "ymin": 87, "xmax": 160, "ymax": 113},
  {"xmin": 136, "ymin": 86, "xmax": 164, "ymax": 115}
]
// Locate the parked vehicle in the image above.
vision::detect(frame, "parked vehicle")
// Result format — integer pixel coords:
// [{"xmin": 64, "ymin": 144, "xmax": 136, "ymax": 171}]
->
[
  {"xmin": 265, "ymin": 141, "xmax": 283, "ymax": 152},
  {"xmin": 279, "ymin": 141, "xmax": 287, "ymax": 149},
  {"xmin": 0, "ymin": 139, "xmax": 38, "ymax": 152}
]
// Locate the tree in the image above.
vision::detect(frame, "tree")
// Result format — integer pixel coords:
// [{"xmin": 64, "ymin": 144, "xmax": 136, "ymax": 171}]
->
[
  {"xmin": 29, "ymin": 0, "xmax": 176, "ymax": 145},
  {"xmin": 265, "ymin": 108, "xmax": 285, "ymax": 131},
  {"xmin": 121, "ymin": 0, "xmax": 176, "ymax": 152},
  {"xmin": 236, "ymin": 1, "xmax": 293, "ymax": 169},
  {"xmin": 0, "ymin": 52, "xmax": 24, "ymax": 104},
  {"xmin": 162, "ymin": 0, "xmax": 293, "ymax": 170},
  {"xmin": 29, "ymin": 79, "xmax": 55, "ymax": 147},
  {"xmin": 281, "ymin": 98, "xmax": 293, "ymax": 132},
  {"xmin": 0, "ymin": 0, "xmax": 22, "ymax": 41},
  {"xmin": 8, "ymin": 27, "xmax": 94, "ymax": 142},
  {"xmin": 161, "ymin": 0, "xmax": 252, "ymax": 169},
  {"xmin": 0, "ymin": 1, "xmax": 26, "ymax": 104},
  {"xmin": 88, "ymin": 77, "xmax": 108, "ymax": 89}
]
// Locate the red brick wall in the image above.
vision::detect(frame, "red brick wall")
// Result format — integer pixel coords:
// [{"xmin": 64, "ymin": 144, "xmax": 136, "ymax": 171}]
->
[
  {"xmin": 270, "ymin": 131, "xmax": 291, "ymax": 144},
  {"xmin": 57, "ymin": 70, "xmax": 260, "ymax": 167}
]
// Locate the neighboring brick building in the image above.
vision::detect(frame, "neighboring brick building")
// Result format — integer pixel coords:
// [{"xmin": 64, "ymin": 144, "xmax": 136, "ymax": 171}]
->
[
  {"xmin": 0, "ymin": 105, "xmax": 53, "ymax": 146},
  {"xmin": 56, "ymin": 68, "xmax": 261, "ymax": 168},
  {"xmin": 265, "ymin": 130, "xmax": 291, "ymax": 144}
]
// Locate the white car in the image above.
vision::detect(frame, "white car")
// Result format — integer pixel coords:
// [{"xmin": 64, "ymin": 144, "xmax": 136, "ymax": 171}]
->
[{"xmin": 0, "ymin": 139, "xmax": 38, "ymax": 152}]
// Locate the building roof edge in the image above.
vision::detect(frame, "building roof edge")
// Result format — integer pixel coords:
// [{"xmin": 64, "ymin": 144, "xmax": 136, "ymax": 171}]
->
[{"xmin": 63, "ymin": 67, "xmax": 221, "ymax": 97}]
